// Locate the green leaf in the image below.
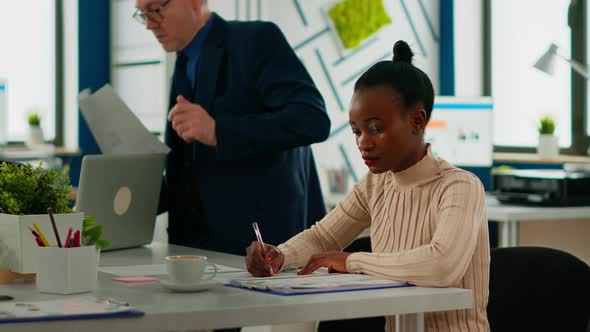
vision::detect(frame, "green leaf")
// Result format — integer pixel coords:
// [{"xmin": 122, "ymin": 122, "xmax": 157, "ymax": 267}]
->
[
  {"xmin": 80, "ymin": 215, "xmax": 109, "ymax": 249},
  {"xmin": 83, "ymin": 215, "xmax": 97, "ymax": 231},
  {"xmin": 538, "ymin": 115, "xmax": 556, "ymax": 135},
  {"xmin": 28, "ymin": 113, "xmax": 41, "ymax": 127},
  {"xmin": 85, "ymin": 224, "xmax": 103, "ymax": 242},
  {"xmin": 0, "ymin": 161, "xmax": 73, "ymax": 215},
  {"xmin": 95, "ymin": 239, "xmax": 110, "ymax": 250}
]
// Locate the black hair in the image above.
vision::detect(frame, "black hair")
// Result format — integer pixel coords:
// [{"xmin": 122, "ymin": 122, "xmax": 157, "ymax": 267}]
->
[{"xmin": 353, "ymin": 40, "xmax": 434, "ymax": 121}]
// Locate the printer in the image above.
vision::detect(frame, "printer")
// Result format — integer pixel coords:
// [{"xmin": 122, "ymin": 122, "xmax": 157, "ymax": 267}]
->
[{"xmin": 492, "ymin": 169, "xmax": 590, "ymax": 206}]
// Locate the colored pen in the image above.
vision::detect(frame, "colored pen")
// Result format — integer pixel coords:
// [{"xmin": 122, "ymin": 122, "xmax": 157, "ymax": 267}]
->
[
  {"xmin": 32, "ymin": 223, "xmax": 50, "ymax": 247},
  {"xmin": 252, "ymin": 222, "xmax": 274, "ymax": 275},
  {"xmin": 64, "ymin": 227, "xmax": 73, "ymax": 248},
  {"xmin": 47, "ymin": 208, "xmax": 63, "ymax": 247},
  {"xmin": 73, "ymin": 230, "xmax": 81, "ymax": 247},
  {"xmin": 28, "ymin": 226, "xmax": 40, "ymax": 239},
  {"xmin": 27, "ymin": 227, "xmax": 43, "ymax": 247}
]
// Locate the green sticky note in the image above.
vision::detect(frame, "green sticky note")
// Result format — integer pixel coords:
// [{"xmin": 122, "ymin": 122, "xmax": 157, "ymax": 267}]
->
[{"xmin": 328, "ymin": 0, "xmax": 392, "ymax": 49}]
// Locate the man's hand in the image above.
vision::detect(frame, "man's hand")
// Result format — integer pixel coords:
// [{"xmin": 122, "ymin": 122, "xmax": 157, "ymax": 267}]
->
[
  {"xmin": 298, "ymin": 251, "xmax": 352, "ymax": 275},
  {"xmin": 245, "ymin": 241, "xmax": 285, "ymax": 277},
  {"xmin": 168, "ymin": 95, "xmax": 217, "ymax": 146}
]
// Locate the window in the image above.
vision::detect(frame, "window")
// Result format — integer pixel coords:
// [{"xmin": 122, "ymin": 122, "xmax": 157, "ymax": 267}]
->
[
  {"xmin": 0, "ymin": 2, "xmax": 57, "ymax": 142},
  {"xmin": 490, "ymin": 0, "xmax": 572, "ymax": 149},
  {"xmin": 587, "ymin": 0, "xmax": 590, "ymax": 137},
  {"xmin": 485, "ymin": 0, "xmax": 589, "ymax": 154}
]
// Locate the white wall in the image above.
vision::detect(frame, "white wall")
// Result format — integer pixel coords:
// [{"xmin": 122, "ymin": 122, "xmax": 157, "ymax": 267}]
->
[
  {"xmin": 111, "ymin": 0, "xmax": 441, "ymax": 202},
  {"xmin": 453, "ymin": 0, "xmax": 483, "ymax": 96},
  {"xmin": 210, "ymin": 0, "xmax": 441, "ymax": 199},
  {"xmin": 64, "ymin": 0, "xmax": 79, "ymax": 150},
  {"xmin": 110, "ymin": 0, "xmax": 169, "ymax": 135},
  {"xmin": 0, "ymin": 3, "xmax": 56, "ymax": 141}
]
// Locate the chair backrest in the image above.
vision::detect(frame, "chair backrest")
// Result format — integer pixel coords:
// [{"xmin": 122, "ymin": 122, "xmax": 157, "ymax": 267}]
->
[{"xmin": 487, "ymin": 246, "xmax": 590, "ymax": 332}]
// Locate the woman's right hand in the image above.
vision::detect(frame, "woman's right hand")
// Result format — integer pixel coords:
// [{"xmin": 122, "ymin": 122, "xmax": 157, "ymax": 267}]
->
[{"xmin": 245, "ymin": 241, "xmax": 285, "ymax": 277}]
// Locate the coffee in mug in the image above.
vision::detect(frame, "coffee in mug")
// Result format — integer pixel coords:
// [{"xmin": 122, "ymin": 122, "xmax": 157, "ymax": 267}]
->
[{"xmin": 165, "ymin": 255, "xmax": 218, "ymax": 284}]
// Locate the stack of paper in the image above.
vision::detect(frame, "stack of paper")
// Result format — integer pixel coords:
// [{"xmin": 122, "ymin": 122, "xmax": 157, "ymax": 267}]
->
[{"xmin": 78, "ymin": 84, "xmax": 170, "ymax": 155}]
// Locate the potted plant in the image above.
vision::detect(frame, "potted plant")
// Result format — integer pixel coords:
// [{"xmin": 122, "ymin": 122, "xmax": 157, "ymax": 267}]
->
[
  {"xmin": 0, "ymin": 162, "xmax": 83, "ymax": 277},
  {"xmin": 537, "ymin": 115, "xmax": 559, "ymax": 158},
  {"xmin": 27, "ymin": 112, "xmax": 44, "ymax": 146},
  {"xmin": 82, "ymin": 215, "xmax": 110, "ymax": 250}
]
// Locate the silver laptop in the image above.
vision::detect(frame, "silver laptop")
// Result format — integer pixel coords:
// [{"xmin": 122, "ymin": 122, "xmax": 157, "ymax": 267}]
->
[{"xmin": 75, "ymin": 153, "xmax": 165, "ymax": 250}]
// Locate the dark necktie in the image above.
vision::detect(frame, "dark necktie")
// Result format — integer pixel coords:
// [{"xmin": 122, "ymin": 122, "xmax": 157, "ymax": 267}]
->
[
  {"xmin": 166, "ymin": 53, "xmax": 192, "ymax": 149},
  {"xmin": 167, "ymin": 53, "xmax": 205, "ymax": 232},
  {"xmin": 173, "ymin": 53, "xmax": 192, "ymax": 100}
]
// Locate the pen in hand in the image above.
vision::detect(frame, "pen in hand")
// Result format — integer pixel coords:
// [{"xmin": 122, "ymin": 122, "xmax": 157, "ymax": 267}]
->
[{"xmin": 252, "ymin": 222, "xmax": 274, "ymax": 275}]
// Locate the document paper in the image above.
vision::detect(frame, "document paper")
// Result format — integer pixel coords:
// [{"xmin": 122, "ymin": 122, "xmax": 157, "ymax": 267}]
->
[
  {"xmin": 0, "ymin": 296, "xmax": 143, "ymax": 323},
  {"xmin": 78, "ymin": 84, "xmax": 170, "ymax": 155}
]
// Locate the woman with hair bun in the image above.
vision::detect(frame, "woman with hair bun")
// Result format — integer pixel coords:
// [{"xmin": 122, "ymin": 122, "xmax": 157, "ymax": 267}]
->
[{"xmin": 246, "ymin": 40, "xmax": 490, "ymax": 331}]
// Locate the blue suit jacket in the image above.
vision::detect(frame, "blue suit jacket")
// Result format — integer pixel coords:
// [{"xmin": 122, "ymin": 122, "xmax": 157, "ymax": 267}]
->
[{"xmin": 160, "ymin": 14, "xmax": 330, "ymax": 255}]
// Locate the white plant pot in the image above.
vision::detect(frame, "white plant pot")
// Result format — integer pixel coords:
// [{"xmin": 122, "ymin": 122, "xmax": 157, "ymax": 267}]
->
[
  {"xmin": 537, "ymin": 134, "xmax": 559, "ymax": 158},
  {"xmin": 0, "ymin": 212, "xmax": 84, "ymax": 273},
  {"xmin": 27, "ymin": 126, "xmax": 44, "ymax": 146}
]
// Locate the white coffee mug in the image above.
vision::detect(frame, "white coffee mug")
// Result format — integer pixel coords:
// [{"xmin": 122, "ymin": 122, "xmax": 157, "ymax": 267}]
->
[{"xmin": 165, "ymin": 255, "xmax": 218, "ymax": 284}]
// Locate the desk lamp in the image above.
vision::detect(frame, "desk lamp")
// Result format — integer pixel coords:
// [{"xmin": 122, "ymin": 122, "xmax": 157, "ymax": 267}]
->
[
  {"xmin": 534, "ymin": 43, "xmax": 589, "ymax": 79},
  {"xmin": 534, "ymin": 43, "xmax": 590, "ymax": 155}
]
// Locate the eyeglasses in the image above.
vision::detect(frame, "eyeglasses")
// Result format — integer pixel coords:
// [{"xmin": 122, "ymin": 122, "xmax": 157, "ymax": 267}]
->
[{"xmin": 133, "ymin": 0, "xmax": 172, "ymax": 25}]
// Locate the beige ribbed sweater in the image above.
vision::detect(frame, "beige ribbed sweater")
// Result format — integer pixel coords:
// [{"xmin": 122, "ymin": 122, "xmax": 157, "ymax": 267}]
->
[{"xmin": 278, "ymin": 147, "xmax": 490, "ymax": 331}]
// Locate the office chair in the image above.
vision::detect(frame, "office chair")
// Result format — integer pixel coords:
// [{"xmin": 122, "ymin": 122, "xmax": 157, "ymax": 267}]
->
[
  {"xmin": 318, "ymin": 237, "xmax": 386, "ymax": 332},
  {"xmin": 487, "ymin": 246, "xmax": 590, "ymax": 332}
]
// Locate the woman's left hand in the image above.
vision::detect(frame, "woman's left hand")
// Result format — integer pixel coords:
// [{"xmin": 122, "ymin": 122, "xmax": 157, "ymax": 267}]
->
[{"xmin": 298, "ymin": 251, "xmax": 352, "ymax": 275}]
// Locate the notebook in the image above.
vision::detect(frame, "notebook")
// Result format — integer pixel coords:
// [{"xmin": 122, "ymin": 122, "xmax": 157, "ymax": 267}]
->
[
  {"xmin": 0, "ymin": 296, "xmax": 144, "ymax": 324},
  {"xmin": 227, "ymin": 273, "xmax": 412, "ymax": 296}
]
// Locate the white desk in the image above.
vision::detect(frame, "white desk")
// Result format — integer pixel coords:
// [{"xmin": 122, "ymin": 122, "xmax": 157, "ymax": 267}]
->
[
  {"xmin": 486, "ymin": 195, "xmax": 590, "ymax": 247},
  {"xmin": 0, "ymin": 243, "xmax": 472, "ymax": 332},
  {"xmin": 328, "ymin": 193, "xmax": 590, "ymax": 248}
]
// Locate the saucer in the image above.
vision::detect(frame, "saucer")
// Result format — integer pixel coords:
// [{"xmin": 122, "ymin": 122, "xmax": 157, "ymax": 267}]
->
[{"xmin": 160, "ymin": 279, "xmax": 220, "ymax": 293}]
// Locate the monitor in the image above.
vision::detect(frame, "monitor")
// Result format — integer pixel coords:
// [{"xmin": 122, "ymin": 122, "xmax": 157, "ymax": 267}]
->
[{"xmin": 426, "ymin": 96, "xmax": 494, "ymax": 167}]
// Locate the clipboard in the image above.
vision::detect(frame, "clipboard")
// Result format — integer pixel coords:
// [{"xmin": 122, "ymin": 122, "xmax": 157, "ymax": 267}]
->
[
  {"xmin": 0, "ymin": 309, "xmax": 145, "ymax": 324},
  {"xmin": 0, "ymin": 296, "xmax": 145, "ymax": 324},
  {"xmin": 226, "ymin": 273, "xmax": 413, "ymax": 296},
  {"xmin": 225, "ymin": 282, "xmax": 413, "ymax": 296}
]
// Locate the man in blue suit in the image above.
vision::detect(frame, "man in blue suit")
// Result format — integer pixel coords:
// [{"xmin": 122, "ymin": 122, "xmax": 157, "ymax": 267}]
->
[{"xmin": 135, "ymin": 0, "xmax": 330, "ymax": 255}]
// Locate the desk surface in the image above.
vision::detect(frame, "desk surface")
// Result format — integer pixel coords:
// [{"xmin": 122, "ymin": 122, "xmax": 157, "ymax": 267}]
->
[
  {"xmin": 486, "ymin": 194, "xmax": 590, "ymax": 222},
  {"xmin": 493, "ymin": 152, "xmax": 590, "ymax": 164},
  {"xmin": 0, "ymin": 243, "xmax": 472, "ymax": 332},
  {"xmin": 0, "ymin": 145, "xmax": 81, "ymax": 161},
  {"xmin": 328, "ymin": 193, "xmax": 590, "ymax": 223}
]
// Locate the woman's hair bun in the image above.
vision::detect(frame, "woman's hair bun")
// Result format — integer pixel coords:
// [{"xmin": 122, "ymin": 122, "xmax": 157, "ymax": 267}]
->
[{"xmin": 392, "ymin": 40, "xmax": 414, "ymax": 64}]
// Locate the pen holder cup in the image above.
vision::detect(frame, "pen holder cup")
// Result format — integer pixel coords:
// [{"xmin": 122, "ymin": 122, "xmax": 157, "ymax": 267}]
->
[
  {"xmin": 0, "ymin": 212, "xmax": 84, "ymax": 274},
  {"xmin": 35, "ymin": 245, "xmax": 99, "ymax": 294}
]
